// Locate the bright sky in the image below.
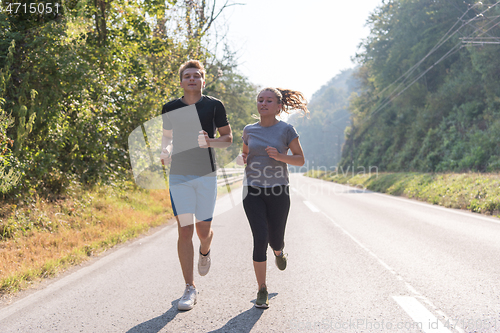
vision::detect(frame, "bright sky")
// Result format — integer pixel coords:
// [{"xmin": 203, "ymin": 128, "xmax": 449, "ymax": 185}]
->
[{"xmin": 220, "ymin": 0, "xmax": 383, "ymax": 101}]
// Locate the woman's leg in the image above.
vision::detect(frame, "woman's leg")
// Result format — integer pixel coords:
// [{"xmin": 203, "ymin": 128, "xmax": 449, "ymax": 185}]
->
[
  {"xmin": 243, "ymin": 186, "xmax": 269, "ymax": 289},
  {"xmin": 265, "ymin": 186, "xmax": 290, "ymax": 255},
  {"xmin": 253, "ymin": 261, "xmax": 267, "ymax": 290}
]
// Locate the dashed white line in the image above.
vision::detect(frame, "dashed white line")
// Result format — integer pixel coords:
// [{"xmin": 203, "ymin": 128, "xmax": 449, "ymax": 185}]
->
[
  {"xmin": 393, "ymin": 296, "xmax": 452, "ymax": 333},
  {"xmin": 293, "ymin": 179, "xmax": 466, "ymax": 333},
  {"xmin": 405, "ymin": 283, "xmax": 421, "ymax": 296},
  {"xmin": 303, "ymin": 201, "xmax": 320, "ymax": 212},
  {"xmin": 318, "ymin": 211, "xmax": 464, "ymax": 333}
]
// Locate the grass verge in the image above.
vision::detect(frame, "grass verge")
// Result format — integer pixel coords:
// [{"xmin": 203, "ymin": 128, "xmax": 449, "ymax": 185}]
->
[
  {"xmin": 0, "ymin": 179, "xmax": 173, "ymax": 294},
  {"xmin": 306, "ymin": 170, "xmax": 500, "ymax": 217},
  {"xmin": 217, "ymin": 180, "xmax": 243, "ymax": 197}
]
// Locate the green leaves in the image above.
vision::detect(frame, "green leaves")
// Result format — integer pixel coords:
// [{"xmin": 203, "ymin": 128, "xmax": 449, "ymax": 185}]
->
[
  {"xmin": 0, "ymin": 42, "xmax": 21, "ymax": 195},
  {"xmin": 343, "ymin": 0, "xmax": 500, "ymax": 172},
  {"xmin": 0, "ymin": 0, "xmax": 240, "ymax": 197}
]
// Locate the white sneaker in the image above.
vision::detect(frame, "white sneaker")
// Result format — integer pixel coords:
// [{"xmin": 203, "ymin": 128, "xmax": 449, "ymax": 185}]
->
[
  {"xmin": 178, "ymin": 284, "xmax": 197, "ymax": 311},
  {"xmin": 198, "ymin": 248, "xmax": 211, "ymax": 276}
]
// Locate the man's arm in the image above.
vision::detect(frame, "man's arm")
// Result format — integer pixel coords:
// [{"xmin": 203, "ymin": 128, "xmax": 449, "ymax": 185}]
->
[
  {"xmin": 199, "ymin": 125, "xmax": 233, "ymax": 148},
  {"xmin": 161, "ymin": 129, "xmax": 173, "ymax": 165}
]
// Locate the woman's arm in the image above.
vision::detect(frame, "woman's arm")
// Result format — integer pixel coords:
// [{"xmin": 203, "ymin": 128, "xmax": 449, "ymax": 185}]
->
[
  {"xmin": 265, "ymin": 137, "xmax": 305, "ymax": 166},
  {"xmin": 236, "ymin": 142, "xmax": 249, "ymax": 165}
]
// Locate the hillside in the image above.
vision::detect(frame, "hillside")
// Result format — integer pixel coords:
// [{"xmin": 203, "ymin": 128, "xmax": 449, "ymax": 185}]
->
[
  {"xmin": 340, "ymin": 0, "xmax": 500, "ymax": 172},
  {"xmin": 290, "ymin": 68, "xmax": 359, "ymax": 171}
]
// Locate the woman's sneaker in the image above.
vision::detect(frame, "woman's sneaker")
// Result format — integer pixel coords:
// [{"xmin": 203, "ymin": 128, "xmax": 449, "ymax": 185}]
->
[
  {"xmin": 178, "ymin": 284, "xmax": 197, "ymax": 311},
  {"xmin": 274, "ymin": 251, "xmax": 287, "ymax": 271},
  {"xmin": 255, "ymin": 286, "xmax": 269, "ymax": 308}
]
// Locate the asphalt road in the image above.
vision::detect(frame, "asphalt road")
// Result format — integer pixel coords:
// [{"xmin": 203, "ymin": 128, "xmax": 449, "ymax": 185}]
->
[{"xmin": 0, "ymin": 174, "xmax": 499, "ymax": 333}]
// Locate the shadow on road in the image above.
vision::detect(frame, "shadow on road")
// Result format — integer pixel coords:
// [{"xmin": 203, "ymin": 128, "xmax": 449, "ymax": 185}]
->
[
  {"xmin": 208, "ymin": 293, "xmax": 278, "ymax": 333},
  {"xmin": 126, "ymin": 299, "xmax": 180, "ymax": 333},
  {"xmin": 127, "ymin": 293, "xmax": 278, "ymax": 333}
]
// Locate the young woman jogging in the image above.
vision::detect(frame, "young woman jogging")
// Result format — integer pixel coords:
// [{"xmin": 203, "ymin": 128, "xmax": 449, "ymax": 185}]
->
[{"xmin": 237, "ymin": 87, "xmax": 308, "ymax": 308}]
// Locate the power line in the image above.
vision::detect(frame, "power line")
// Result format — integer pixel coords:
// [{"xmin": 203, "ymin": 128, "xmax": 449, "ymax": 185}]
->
[
  {"xmin": 369, "ymin": 43, "xmax": 464, "ymax": 118},
  {"xmin": 375, "ymin": 2, "xmax": 489, "ymax": 103},
  {"xmin": 374, "ymin": 1, "xmax": 480, "ymax": 99},
  {"xmin": 469, "ymin": 3, "xmax": 500, "ymax": 41},
  {"xmin": 336, "ymin": 1, "xmax": 500, "ymax": 129},
  {"xmin": 366, "ymin": 0, "xmax": 500, "ymax": 118},
  {"xmin": 461, "ymin": 13, "xmax": 500, "ymax": 44}
]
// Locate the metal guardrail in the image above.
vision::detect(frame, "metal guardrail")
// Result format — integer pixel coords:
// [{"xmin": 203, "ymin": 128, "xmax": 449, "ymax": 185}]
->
[{"xmin": 217, "ymin": 168, "xmax": 245, "ymax": 187}]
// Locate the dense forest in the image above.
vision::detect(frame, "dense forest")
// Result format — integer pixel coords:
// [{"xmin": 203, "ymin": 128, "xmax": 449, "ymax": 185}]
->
[
  {"xmin": 340, "ymin": 0, "xmax": 500, "ymax": 173},
  {"xmin": 0, "ymin": 0, "xmax": 256, "ymax": 200}
]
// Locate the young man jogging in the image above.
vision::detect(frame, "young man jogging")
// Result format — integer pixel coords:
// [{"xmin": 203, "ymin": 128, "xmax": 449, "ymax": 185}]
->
[{"xmin": 160, "ymin": 60, "xmax": 232, "ymax": 311}]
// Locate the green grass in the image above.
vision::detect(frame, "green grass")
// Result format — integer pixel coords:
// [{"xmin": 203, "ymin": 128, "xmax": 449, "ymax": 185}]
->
[{"xmin": 306, "ymin": 170, "xmax": 500, "ymax": 217}]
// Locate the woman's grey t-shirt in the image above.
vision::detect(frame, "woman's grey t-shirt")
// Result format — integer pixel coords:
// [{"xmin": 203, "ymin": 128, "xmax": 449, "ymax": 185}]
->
[{"xmin": 242, "ymin": 121, "xmax": 299, "ymax": 187}]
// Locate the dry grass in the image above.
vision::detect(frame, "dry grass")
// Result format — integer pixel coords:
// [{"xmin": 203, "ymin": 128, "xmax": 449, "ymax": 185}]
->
[{"xmin": 0, "ymin": 181, "xmax": 173, "ymax": 294}]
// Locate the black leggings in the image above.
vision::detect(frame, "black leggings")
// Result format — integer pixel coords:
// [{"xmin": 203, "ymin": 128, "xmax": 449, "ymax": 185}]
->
[{"xmin": 243, "ymin": 185, "xmax": 290, "ymax": 262}]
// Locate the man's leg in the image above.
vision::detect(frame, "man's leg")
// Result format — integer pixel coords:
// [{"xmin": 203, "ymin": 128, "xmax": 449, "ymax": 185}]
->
[
  {"xmin": 195, "ymin": 220, "xmax": 213, "ymax": 255},
  {"xmin": 177, "ymin": 213, "xmax": 195, "ymax": 286},
  {"xmin": 170, "ymin": 176, "xmax": 199, "ymax": 310},
  {"xmin": 194, "ymin": 174, "xmax": 216, "ymax": 257},
  {"xmin": 195, "ymin": 219, "xmax": 213, "ymax": 276}
]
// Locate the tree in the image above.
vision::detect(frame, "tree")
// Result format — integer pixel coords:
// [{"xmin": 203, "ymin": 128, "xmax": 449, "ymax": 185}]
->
[
  {"xmin": 0, "ymin": 0, "xmax": 244, "ymax": 197},
  {"xmin": 342, "ymin": 0, "xmax": 500, "ymax": 172}
]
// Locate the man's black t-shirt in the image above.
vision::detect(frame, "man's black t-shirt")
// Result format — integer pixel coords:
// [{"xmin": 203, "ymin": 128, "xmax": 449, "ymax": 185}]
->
[{"xmin": 162, "ymin": 95, "xmax": 229, "ymax": 176}]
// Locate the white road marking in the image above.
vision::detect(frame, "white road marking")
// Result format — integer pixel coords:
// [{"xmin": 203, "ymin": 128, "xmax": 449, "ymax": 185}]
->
[
  {"xmin": 321, "ymin": 211, "xmax": 396, "ymax": 277},
  {"xmin": 303, "ymin": 201, "xmax": 320, "ymax": 212},
  {"xmin": 393, "ymin": 296, "xmax": 452, "ymax": 333},
  {"xmin": 405, "ymin": 283, "xmax": 421, "ymax": 296},
  {"xmin": 293, "ymin": 177, "xmax": 466, "ymax": 333},
  {"xmin": 318, "ymin": 211, "xmax": 464, "ymax": 333}
]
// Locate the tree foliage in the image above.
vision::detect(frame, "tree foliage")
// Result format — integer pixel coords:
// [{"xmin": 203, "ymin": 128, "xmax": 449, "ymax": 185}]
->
[
  {"xmin": 204, "ymin": 53, "xmax": 259, "ymax": 166},
  {"xmin": 0, "ymin": 40, "xmax": 21, "ymax": 194},
  {"xmin": 341, "ymin": 0, "xmax": 500, "ymax": 172},
  {"xmin": 0, "ymin": 0, "xmax": 254, "ymax": 199}
]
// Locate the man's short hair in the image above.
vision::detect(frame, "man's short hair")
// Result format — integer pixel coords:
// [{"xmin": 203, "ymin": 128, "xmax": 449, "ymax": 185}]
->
[{"xmin": 179, "ymin": 60, "xmax": 206, "ymax": 82}]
